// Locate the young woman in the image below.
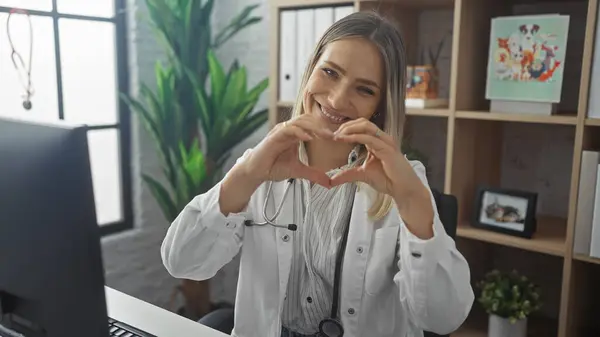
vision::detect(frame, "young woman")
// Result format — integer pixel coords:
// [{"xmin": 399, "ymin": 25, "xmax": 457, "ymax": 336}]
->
[{"xmin": 161, "ymin": 11, "xmax": 474, "ymax": 337}]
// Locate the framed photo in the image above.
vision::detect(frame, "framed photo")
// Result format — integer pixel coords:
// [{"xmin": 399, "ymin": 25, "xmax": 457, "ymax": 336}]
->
[{"xmin": 472, "ymin": 185, "xmax": 538, "ymax": 239}]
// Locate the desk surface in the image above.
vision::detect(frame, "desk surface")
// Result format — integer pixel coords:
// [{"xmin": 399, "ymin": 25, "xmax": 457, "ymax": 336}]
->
[{"xmin": 105, "ymin": 286, "xmax": 228, "ymax": 337}]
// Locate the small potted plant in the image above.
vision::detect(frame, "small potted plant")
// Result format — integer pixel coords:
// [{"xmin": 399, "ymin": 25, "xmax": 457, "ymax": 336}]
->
[{"xmin": 477, "ymin": 269, "xmax": 542, "ymax": 337}]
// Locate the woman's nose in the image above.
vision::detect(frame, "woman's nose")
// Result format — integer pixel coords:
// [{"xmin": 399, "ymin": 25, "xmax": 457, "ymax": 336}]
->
[{"xmin": 327, "ymin": 84, "xmax": 350, "ymax": 110}]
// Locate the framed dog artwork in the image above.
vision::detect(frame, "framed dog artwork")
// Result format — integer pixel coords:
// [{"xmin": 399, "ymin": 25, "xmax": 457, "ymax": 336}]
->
[
  {"xmin": 485, "ymin": 14, "xmax": 570, "ymax": 103},
  {"xmin": 472, "ymin": 185, "xmax": 538, "ymax": 239}
]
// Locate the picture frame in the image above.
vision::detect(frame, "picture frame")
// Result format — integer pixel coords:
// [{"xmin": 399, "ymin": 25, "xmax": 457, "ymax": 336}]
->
[
  {"xmin": 472, "ymin": 185, "xmax": 538, "ymax": 239},
  {"xmin": 484, "ymin": 14, "xmax": 570, "ymax": 103}
]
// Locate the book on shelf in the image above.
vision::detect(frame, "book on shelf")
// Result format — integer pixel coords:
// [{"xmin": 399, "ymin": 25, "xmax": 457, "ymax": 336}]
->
[
  {"xmin": 485, "ymin": 14, "xmax": 570, "ymax": 115},
  {"xmin": 278, "ymin": 5, "xmax": 354, "ymax": 103},
  {"xmin": 574, "ymin": 150, "xmax": 600, "ymax": 259},
  {"xmin": 574, "ymin": 151, "xmax": 600, "ymax": 256}
]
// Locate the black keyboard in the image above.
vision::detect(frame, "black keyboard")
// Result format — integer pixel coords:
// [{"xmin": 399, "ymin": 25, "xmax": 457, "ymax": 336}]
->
[{"xmin": 108, "ymin": 317, "xmax": 157, "ymax": 337}]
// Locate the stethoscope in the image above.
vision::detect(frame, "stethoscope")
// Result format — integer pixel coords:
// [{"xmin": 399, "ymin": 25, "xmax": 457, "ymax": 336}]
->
[
  {"xmin": 243, "ymin": 148, "xmax": 359, "ymax": 337},
  {"xmin": 243, "ymin": 178, "xmax": 298, "ymax": 231},
  {"xmin": 243, "ymin": 146, "xmax": 359, "ymax": 233}
]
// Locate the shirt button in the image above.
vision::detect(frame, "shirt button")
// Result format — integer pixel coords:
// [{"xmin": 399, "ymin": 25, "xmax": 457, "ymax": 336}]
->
[
  {"xmin": 347, "ymin": 308, "xmax": 355, "ymax": 315},
  {"xmin": 306, "ymin": 297, "xmax": 312, "ymax": 303},
  {"xmin": 282, "ymin": 234, "xmax": 290, "ymax": 242},
  {"xmin": 356, "ymin": 246, "xmax": 363, "ymax": 254},
  {"xmin": 225, "ymin": 222, "xmax": 236, "ymax": 229},
  {"xmin": 411, "ymin": 252, "xmax": 422, "ymax": 258}
]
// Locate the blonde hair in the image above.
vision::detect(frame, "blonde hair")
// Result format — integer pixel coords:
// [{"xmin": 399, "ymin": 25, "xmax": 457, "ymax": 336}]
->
[{"xmin": 289, "ymin": 11, "xmax": 408, "ymax": 221}]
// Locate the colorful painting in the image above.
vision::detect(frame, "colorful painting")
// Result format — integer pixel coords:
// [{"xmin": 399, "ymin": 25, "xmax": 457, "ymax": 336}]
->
[{"xmin": 485, "ymin": 15, "xmax": 570, "ymax": 103}]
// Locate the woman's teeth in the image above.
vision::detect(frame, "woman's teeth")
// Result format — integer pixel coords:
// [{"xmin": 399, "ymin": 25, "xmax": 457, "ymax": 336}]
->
[{"xmin": 320, "ymin": 106, "xmax": 348, "ymax": 123}]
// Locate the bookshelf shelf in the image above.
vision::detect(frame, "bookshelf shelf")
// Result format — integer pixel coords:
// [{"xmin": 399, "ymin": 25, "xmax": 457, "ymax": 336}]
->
[
  {"xmin": 573, "ymin": 253, "xmax": 600, "ymax": 265},
  {"xmin": 276, "ymin": 101, "xmax": 293, "ymax": 108},
  {"xmin": 584, "ymin": 118, "xmax": 600, "ymax": 126},
  {"xmin": 455, "ymin": 110, "xmax": 578, "ymax": 125},
  {"xmin": 457, "ymin": 216, "xmax": 567, "ymax": 257},
  {"xmin": 268, "ymin": 0, "xmax": 600, "ymax": 335},
  {"xmin": 408, "ymin": 108, "xmax": 451, "ymax": 117}
]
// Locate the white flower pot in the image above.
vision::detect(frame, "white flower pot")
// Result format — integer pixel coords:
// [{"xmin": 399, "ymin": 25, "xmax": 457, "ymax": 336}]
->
[{"xmin": 488, "ymin": 314, "xmax": 527, "ymax": 337}]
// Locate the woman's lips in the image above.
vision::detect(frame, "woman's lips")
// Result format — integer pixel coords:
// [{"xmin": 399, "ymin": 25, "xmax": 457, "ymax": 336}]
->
[{"xmin": 318, "ymin": 104, "xmax": 350, "ymax": 124}]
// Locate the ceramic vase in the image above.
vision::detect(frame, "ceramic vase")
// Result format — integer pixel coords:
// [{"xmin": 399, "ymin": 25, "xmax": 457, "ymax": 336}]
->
[{"xmin": 488, "ymin": 314, "xmax": 527, "ymax": 337}]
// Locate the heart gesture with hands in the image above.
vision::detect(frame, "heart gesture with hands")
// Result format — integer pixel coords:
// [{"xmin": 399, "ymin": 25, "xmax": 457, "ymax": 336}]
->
[
  {"xmin": 330, "ymin": 118, "xmax": 429, "ymax": 207},
  {"xmin": 243, "ymin": 114, "xmax": 334, "ymax": 188}
]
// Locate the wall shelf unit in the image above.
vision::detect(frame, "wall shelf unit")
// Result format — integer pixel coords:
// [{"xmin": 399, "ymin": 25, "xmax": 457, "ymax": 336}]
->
[{"xmin": 268, "ymin": 0, "xmax": 600, "ymax": 335}]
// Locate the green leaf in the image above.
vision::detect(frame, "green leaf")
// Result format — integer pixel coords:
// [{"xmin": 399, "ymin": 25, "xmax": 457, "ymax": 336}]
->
[
  {"xmin": 212, "ymin": 4, "xmax": 261, "ymax": 48},
  {"xmin": 128, "ymin": 0, "xmax": 269, "ymax": 224},
  {"xmin": 207, "ymin": 49, "xmax": 227, "ymax": 107},
  {"xmin": 142, "ymin": 173, "xmax": 178, "ymax": 222},
  {"xmin": 221, "ymin": 65, "xmax": 247, "ymax": 117}
]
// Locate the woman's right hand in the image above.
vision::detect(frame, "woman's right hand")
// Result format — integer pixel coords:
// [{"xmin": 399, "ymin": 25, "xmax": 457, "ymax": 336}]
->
[{"xmin": 242, "ymin": 113, "xmax": 334, "ymax": 188}]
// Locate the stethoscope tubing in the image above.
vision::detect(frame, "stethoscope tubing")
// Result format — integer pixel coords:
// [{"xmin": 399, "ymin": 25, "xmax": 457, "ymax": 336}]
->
[{"xmin": 243, "ymin": 178, "xmax": 297, "ymax": 231}]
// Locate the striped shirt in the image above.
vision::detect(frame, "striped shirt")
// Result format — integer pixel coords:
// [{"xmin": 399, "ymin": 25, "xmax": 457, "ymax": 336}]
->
[{"xmin": 281, "ymin": 148, "xmax": 359, "ymax": 335}]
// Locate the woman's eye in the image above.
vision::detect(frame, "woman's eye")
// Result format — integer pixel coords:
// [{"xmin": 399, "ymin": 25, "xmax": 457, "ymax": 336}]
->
[
  {"xmin": 358, "ymin": 87, "xmax": 375, "ymax": 95},
  {"xmin": 322, "ymin": 67, "xmax": 337, "ymax": 78}
]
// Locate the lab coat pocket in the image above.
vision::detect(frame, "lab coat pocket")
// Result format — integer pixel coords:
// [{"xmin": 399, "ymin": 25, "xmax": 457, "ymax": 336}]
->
[{"xmin": 365, "ymin": 226, "xmax": 399, "ymax": 295}]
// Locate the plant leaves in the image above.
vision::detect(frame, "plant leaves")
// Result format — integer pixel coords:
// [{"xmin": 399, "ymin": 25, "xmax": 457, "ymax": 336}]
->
[
  {"xmin": 142, "ymin": 173, "xmax": 178, "ymax": 222},
  {"xmin": 208, "ymin": 49, "xmax": 227, "ymax": 108}
]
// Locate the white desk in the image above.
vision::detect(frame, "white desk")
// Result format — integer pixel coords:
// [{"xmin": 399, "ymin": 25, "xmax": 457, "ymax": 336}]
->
[{"xmin": 105, "ymin": 286, "xmax": 228, "ymax": 337}]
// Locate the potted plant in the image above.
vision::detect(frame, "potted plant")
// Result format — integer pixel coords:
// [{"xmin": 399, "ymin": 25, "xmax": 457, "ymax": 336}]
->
[
  {"xmin": 121, "ymin": 0, "xmax": 268, "ymax": 321},
  {"xmin": 477, "ymin": 269, "xmax": 542, "ymax": 337}
]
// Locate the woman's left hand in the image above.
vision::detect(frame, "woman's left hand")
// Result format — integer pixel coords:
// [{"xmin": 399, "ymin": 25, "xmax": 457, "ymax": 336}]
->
[
  {"xmin": 330, "ymin": 118, "xmax": 424, "ymax": 201},
  {"xmin": 330, "ymin": 118, "xmax": 435, "ymax": 238}
]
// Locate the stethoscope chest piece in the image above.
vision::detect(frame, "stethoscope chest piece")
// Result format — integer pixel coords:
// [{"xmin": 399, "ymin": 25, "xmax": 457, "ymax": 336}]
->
[{"xmin": 319, "ymin": 318, "xmax": 344, "ymax": 337}]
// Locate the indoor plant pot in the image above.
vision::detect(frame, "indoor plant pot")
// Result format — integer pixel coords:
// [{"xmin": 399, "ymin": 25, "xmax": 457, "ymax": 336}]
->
[
  {"xmin": 477, "ymin": 269, "xmax": 542, "ymax": 337},
  {"xmin": 489, "ymin": 313, "xmax": 527, "ymax": 337}
]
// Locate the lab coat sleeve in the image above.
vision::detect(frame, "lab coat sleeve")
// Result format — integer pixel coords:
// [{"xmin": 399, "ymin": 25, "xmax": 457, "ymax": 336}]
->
[
  {"xmin": 393, "ymin": 160, "xmax": 475, "ymax": 335},
  {"xmin": 161, "ymin": 149, "xmax": 255, "ymax": 281}
]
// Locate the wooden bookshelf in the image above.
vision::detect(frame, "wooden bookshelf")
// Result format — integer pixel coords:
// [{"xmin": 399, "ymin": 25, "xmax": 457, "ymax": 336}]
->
[
  {"xmin": 269, "ymin": 0, "xmax": 600, "ymax": 336},
  {"xmin": 455, "ymin": 110, "xmax": 579, "ymax": 125}
]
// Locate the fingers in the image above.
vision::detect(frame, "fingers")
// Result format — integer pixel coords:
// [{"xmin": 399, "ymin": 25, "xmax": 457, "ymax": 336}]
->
[
  {"xmin": 290, "ymin": 115, "xmax": 334, "ymax": 139},
  {"xmin": 272, "ymin": 115, "xmax": 333, "ymax": 146},
  {"xmin": 334, "ymin": 118, "xmax": 396, "ymax": 149},
  {"xmin": 334, "ymin": 133, "xmax": 390, "ymax": 156},
  {"xmin": 284, "ymin": 125, "xmax": 313, "ymax": 142},
  {"xmin": 329, "ymin": 167, "xmax": 367, "ymax": 187}
]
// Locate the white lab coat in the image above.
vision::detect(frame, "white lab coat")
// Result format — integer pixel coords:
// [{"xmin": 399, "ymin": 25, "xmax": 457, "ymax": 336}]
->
[{"xmin": 161, "ymin": 149, "xmax": 474, "ymax": 337}]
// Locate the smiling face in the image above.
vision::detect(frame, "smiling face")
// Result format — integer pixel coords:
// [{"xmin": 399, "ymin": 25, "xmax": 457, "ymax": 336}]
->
[{"xmin": 303, "ymin": 37, "xmax": 384, "ymax": 131}]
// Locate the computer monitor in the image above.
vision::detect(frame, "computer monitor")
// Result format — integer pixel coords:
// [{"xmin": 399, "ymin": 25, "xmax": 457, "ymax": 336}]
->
[{"xmin": 0, "ymin": 116, "xmax": 108, "ymax": 337}]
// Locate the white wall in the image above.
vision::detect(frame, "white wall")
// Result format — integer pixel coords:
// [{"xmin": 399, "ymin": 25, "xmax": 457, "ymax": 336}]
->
[{"xmin": 100, "ymin": 0, "xmax": 270, "ymax": 309}]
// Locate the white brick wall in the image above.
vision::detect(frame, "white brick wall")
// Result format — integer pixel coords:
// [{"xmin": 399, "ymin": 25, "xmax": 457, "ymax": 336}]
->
[{"xmin": 100, "ymin": 0, "xmax": 270, "ymax": 310}]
